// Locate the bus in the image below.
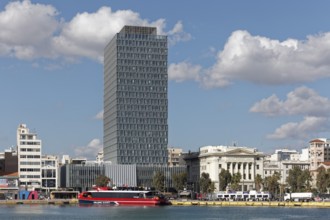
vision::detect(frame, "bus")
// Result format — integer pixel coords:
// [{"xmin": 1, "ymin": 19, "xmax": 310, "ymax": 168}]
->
[{"xmin": 216, "ymin": 191, "xmax": 271, "ymax": 201}]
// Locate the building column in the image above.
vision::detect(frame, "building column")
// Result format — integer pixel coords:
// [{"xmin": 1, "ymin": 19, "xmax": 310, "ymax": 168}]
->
[
  {"xmin": 242, "ymin": 163, "xmax": 247, "ymax": 180},
  {"xmin": 251, "ymin": 162, "xmax": 255, "ymax": 181}
]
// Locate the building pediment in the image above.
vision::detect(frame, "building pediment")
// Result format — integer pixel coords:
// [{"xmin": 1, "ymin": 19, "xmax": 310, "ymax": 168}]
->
[
  {"xmin": 222, "ymin": 148, "xmax": 259, "ymax": 156},
  {"xmin": 198, "ymin": 146, "xmax": 264, "ymax": 159}
]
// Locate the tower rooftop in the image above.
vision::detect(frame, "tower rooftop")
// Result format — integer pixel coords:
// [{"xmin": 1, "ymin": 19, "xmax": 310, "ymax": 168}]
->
[{"xmin": 119, "ymin": 25, "xmax": 157, "ymax": 35}]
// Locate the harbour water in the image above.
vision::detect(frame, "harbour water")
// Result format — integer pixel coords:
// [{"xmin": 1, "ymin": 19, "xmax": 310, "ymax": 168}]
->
[{"xmin": 1, "ymin": 205, "xmax": 330, "ymax": 220}]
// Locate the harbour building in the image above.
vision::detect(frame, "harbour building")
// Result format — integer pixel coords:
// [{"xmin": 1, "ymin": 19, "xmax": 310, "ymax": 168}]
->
[{"xmin": 104, "ymin": 26, "xmax": 168, "ymax": 165}]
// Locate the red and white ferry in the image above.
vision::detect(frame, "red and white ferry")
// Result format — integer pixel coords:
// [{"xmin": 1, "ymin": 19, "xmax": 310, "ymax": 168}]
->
[{"xmin": 78, "ymin": 187, "xmax": 170, "ymax": 205}]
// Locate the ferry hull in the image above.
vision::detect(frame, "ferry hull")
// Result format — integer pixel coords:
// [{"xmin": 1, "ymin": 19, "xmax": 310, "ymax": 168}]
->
[
  {"xmin": 78, "ymin": 198, "xmax": 167, "ymax": 206},
  {"xmin": 78, "ymin": 189, "xmax": 170, "ymax": 206},
  {"xmin": 79, "ymin": 199, "xmax": 119, "ymax": 205}
]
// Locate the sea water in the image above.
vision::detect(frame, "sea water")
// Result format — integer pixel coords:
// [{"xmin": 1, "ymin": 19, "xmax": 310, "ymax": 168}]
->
[{"xmin": 0, "ymin": 205, "xmax": 329, "ymax": 220}]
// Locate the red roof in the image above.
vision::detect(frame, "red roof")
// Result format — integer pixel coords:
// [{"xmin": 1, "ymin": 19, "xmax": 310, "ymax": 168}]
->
[
  {"xmin": 2, "ymin": 172, "xmax": 19, "ymax": 177},
  {"xmin": 321, "ymin": 162, "xmax": 330, "ymax": 166},
  {"xmin": 309, "ymin": 139, "xmax": 325, "ymax": 143}
]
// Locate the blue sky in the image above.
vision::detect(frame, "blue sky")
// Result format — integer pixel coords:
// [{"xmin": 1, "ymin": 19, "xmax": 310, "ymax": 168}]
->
[{"xmin": 1, "ymin": 0, "xmax": 330, "ymax": 159}]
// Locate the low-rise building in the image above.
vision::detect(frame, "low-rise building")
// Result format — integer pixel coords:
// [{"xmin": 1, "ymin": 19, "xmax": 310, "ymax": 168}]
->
[
  {"xmin": 199, "ymin": 145, "xmax": 265, "ymax": 192},
  {"xmin": 0, "ymin": 147, "xmax": 18, "ymax": 176},
  {"xmin": 264, "ymin": 148, "xmax": 310, "ymax": 188},
  {"xmin": 60, "ymin": 162, "xmax": 186, "ymax": 192},
  {"xmin": 41, "ymin": 155, "xmax": 58, "ymax": 191},
  {"xmin": 168, "ymin": 147, "xmax": 183, "ymax": 167},
  {"xmin": 182, "ymin": 151, "xmax": 200, "ymax": 192}
]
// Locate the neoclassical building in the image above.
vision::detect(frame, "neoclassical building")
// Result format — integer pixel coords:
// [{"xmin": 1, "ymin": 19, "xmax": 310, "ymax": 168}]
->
[{"xmin": 199, "ymin": 145, "xmax": 265, "ymax": 192}]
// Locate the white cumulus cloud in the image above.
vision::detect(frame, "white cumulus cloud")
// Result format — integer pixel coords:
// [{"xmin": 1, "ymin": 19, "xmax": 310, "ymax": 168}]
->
[
  {"xmin": 0, "ymin": 0, "xmax": 190, "ymax": 62},
  {"xmin": 0, "ymin": 0, "xmax": 59, "ymax": 59},
  {"xmin": 166, "ymin": 21, "xmax": 191, "ymax": 45},
  {"xmin": 251, "ymin": 86, "xmax": 330, "ymax": 140},
  {"xmin": 267, "ymin": 116, "xmax": 330, "ymax": 140},
  {"xmin": 250, "ymin": 86, "xmax": 330, "ymax": 117},
  {"xmin": 168, "ymin": 62, "xmax": 202, "ymax": 82},
  {"xmin": 201, "ymin": 30, "xmax": 330, "ymax": 88},
  {"xmin": 94, "ymin": 110, "xmax": 104, "ymax": 120},
  {"xmin": 74, "ymin": 138, "xmax": 103, "ymax": 159}
]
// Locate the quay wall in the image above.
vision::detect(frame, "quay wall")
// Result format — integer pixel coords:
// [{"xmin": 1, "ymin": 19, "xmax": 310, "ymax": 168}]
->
[
  {"xmin": 0, "ymin": 199, "xmax": 78, "ymax": 205},
  {"xmin": 170, "ymin": 200, "xmax": 330, "ymax": 208},
  {"xmin": 1, "ymin": 199, "xmax": 330, "ymax": 208}
]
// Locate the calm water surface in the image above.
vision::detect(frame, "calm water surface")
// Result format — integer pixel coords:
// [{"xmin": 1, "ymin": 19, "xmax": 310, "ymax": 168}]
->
[{"xmin": 0, "ymin": 205, "xmax": 330, "ymax": 220}]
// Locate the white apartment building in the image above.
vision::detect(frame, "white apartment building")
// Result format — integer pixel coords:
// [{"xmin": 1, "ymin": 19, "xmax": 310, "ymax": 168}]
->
[
  {"xmin": 96, "ymin": 150, "xmax": 104, "ymax": 163},
  {"xmin": 41, "ymin": 155, "xmax": 58, "ymax": 191},
  {"xmin": 264, "ymin": 148, "xmax": 310, "ymax": 188},
  {"xmin": 268, "ymin": 149, "xmax": 299, "ymax": 161},
  {"xmin": 61, "ymin": 155, "xmax": 71, "ymax": 165},
  {"xmin": 17, "ymin": 124, "xmax": 42, "ymax": 190},
  {"xmin": 168, "ymin": 147, "xmax": 183, "ymax": 167},
  {"xmin": 199, "ymin": 145, "xmax": 264, "ymax": 192}
]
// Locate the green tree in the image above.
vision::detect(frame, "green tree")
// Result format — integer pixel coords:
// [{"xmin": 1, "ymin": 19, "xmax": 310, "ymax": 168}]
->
[
  {"xmin": 255, "ymin": 174, "xmax": 263, "ymax": 192},
  {"xmin": 199, "ymin": 172, "xmax": 212, "ymax": 194},
  {"xmin": 302, "ymin": 169, "xmax": 312, "ymax": 191},
  {"xmin": 172, "ymin": 172, "xmax": 188, "ymax": 191},
  {"xmin": 231, "ymin": 173, "xmax": 241, "ymax": 191},
  {"xmin": 264, "ymin": 172, "xmax": 281, "ymax": 197},
  {"xmin": 219, "ymin": 169, "xmax": 231, "ymax": 191},
  {"xmin": 152, "ymin": 171, "xmax": 165, "ymax": 192},
  {"xmin": 95, "ymin": 175, "xmax": 111, "ymax": 187},
  {"xmin": 208, "ymin": 182, "xmax": 216, "ymax": 194},
  {"xmin": 316, "ymin": 167, "xmax": 330, "ymax": 193},
  {"xmin": 286, "ymin": 166, "xmax": 311, "ymax": 192}
]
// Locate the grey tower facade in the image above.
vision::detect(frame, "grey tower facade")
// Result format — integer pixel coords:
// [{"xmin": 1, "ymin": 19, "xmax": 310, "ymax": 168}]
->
[{"xmin": 104, "ymin": 26, "xmax": 168, "ymax": 165}]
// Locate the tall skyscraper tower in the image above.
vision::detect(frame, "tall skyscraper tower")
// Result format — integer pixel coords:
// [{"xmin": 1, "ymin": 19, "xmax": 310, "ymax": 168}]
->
[{"xmin": 104, "ymin": 26, "xmax": 168, "ymax": 165}]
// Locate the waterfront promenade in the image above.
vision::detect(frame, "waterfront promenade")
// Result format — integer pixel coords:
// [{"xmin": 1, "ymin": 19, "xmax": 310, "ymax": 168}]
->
[{"xmin": 1, "ymin": 199, "xmax": 330, "ymax": 208}]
